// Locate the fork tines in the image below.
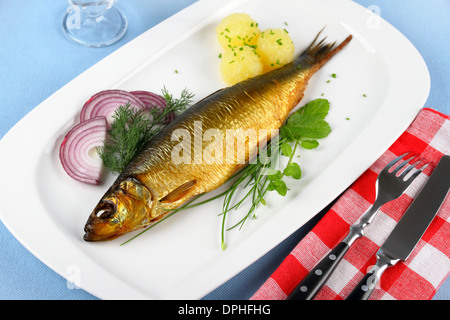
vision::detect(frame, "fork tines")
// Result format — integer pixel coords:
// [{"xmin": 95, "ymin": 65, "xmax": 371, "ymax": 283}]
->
[{"xmin": 388, "ymin": 152, "xmax": 427, "ymax": 182}]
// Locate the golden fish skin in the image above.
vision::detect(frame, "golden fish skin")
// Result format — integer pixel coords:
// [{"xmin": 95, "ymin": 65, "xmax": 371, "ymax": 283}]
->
[{"xmin": 83, "ymin": 31, "xmax": 352, "ymax": 241}]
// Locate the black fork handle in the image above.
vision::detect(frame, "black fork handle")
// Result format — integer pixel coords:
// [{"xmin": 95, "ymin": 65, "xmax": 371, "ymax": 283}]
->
[{"xmin": 286, "ymin": 242, "xmax": 349, "ymax": 300}]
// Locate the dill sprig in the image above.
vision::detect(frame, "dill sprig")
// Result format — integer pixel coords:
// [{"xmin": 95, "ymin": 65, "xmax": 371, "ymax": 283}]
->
[
  {"xmin": 161, "ymin": 86, "xmax": 195, "ymax": 114},
  {"xmin": 99, "ymin": 104, "xmax": 155, "ymax": 173},
  {"xmin": 98, "ymin": 88, "xmax": 194, "ymax": 173}
]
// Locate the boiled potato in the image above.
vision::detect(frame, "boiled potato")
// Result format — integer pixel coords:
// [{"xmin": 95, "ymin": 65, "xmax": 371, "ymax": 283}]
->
[
  {"xmin": 256, "ymin": 28, "xmax": 295, "ymax": 71},
  {"xmin": 216, "ymin": 13, "xmax": 261, "ymax": 50},
  {"xmin": 220, "ymin": 45, "xmax": 263, "ymax": 85}
]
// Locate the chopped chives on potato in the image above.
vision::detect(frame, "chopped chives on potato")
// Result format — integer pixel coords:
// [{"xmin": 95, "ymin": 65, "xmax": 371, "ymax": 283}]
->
[
  {"xmin": 257, "ymin": 28, "xmax": 295, "ymax": 72},
  {"xmin": 216, "ymin": 13, "xmax": 295, "ymax": 85},
  {"xmin": 220, "ymin": 46, "xmax": 263, "ymax": 85},
  {"xmin": 216, "ymin": 13, "xmax": 261, "ymax": 49}
]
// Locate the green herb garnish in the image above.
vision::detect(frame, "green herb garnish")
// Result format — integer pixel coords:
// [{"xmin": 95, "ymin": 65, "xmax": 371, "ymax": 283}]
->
[
  {"xmin": 99, "ymin": 88, "xmax": 194, "ymax": 173},
  {"xmin": 217, "ymin": 98, "xmax": 331, "ymax": 249}
]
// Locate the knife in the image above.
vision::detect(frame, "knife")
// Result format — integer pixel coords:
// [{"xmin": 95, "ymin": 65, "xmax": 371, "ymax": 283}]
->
[{"xmin": 346, "ymin": 155, "xmax": 450, "ymax": 300}]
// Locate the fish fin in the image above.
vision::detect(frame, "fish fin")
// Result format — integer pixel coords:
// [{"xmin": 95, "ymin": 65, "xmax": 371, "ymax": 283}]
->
[
  {"xmin": 297, "ymin": 29, "xmax": 352, "ymax": 69},
  {"xmin": 197, "ymin": 88, "xmax": 225, "ymax": 102},
  {"xmin": 160, "ymin": 180, "xmax": 198, "ymax": 203}
]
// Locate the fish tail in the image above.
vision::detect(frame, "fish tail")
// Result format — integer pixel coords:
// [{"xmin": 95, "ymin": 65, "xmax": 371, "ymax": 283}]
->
[{"xmin": 296, "ymin": 29, "xmax": 353, "ymax": 69}]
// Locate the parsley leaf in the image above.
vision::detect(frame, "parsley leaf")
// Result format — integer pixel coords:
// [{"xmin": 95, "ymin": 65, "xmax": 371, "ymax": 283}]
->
[
  {"xmin": 283, "ymin": 98, "xmax": 331, "ymax": 140},
  {"xmin": 286, "ymin": 115, "xmax": 331, "ymax": 139},
  {"xmin": 269, "ymin": 180, "xmax": 288, "ymax": 196},
  {"xmin": 284, "ymin": 162, "xmax": 302, "ymax": 179},
  {"xmin": 298, "ymin": 98, "xmax": 330, "ymax": 118},
  {"xmin": 301, "ymin": 139, "xmax": 319, "ymax": 149},
  {"xmin": 280, "ymin": 142, "xmax": 293, "ymax": 157}
]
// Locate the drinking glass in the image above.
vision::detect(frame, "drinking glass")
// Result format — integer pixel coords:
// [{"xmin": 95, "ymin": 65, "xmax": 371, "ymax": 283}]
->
[{"xmin": 62, "ymin": 0, "xmax": 127, "ymax": 47}]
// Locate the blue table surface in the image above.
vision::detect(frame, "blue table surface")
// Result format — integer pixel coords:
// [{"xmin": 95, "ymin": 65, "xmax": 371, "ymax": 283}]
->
[{"xmin": 0, "ymin": 0, "xmax": 448, "ymax": 300}]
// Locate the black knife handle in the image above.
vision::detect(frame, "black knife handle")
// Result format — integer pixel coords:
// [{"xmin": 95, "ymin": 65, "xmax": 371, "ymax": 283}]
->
[
  {"xmin": 346, "ymin": 250, "xmax": 393, "ymax": 300},
  {"xmin": 286, "ymin": 242, "xmax": 349, "ymax": 300},
  {"xmin": 346, "ymin": 271, "xmax": 379, "ymax": 300}
]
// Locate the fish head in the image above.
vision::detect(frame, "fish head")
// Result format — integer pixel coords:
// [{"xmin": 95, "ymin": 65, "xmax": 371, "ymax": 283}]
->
[{"xmin": 84, "ymin": 178, "xmax": 154, "ymax": 241}]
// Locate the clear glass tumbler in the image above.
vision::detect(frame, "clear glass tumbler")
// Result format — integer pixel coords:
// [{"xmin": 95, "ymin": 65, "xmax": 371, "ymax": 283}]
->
[{"xmin": 62, "ymin": 0, "xmax": 127, "ymax": 47}]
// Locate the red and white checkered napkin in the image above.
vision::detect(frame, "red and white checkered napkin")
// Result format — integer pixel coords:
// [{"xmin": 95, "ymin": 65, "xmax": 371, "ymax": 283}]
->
[{"xmin": 251, "ymin": 108, "xmax": 450, "ymax": 300}]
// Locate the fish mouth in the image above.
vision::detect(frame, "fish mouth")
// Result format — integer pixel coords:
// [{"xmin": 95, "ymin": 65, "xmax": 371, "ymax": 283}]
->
[
  {"xmin": 83, "ymin": 228, "xmax": 120, "ymax": 242},
  {"xmin": 83, "ymin": 217, "xmax": 126, "ymax": 241},
  {"xmin": 83, "ymin": 201, "xmax": 120, "ymax": 242}
]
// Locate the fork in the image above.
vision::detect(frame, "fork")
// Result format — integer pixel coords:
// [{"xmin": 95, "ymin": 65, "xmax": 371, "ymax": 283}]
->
[{"xmin": 286, "ymin": 152, "xmax": 426, "ymax": 300}]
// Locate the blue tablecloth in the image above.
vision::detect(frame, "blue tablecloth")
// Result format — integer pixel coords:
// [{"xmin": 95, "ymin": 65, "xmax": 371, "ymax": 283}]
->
[{"xmin": 0, "ymin": 0, "xmax": 448, "ymax": 300}]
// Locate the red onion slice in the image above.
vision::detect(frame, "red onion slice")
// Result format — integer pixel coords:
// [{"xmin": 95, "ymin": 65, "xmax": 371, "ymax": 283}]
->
[
  {"xmin": 129, "ymin": 90, "xmax": 166, "ymax": 109},
  {"xmin": 61, "ymin": 89, "xmax": 176, "ymax": 185},
  {"xmin": 130, "ymin": 90, "xmax": 174, "ymax": 124},
  {"xmin": 59, "ymin": 117, "xmax": 107, "ymax": 185},
  {"xmin": 80, "ymin": 90, "xmax": 147, "ymax": 125}
]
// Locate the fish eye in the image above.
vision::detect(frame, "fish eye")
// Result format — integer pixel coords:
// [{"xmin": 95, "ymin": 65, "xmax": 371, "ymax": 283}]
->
[
  {"xmin": 96, "ymin": 209, "xmax": 108, "ymax": 218},
  {"xmin": 95, "ymin": 201, "xmax": 116, "ymax": 219}
]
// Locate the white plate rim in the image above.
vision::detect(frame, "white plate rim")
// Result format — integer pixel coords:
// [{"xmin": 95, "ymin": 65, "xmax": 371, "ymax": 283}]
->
[{"xmin": 0, "ymin": 0, "xmax": 430, "ymax": 300}]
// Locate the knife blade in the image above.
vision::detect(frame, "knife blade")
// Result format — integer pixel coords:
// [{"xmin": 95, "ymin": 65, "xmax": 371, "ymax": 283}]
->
[{"xmin": 346, "ymin": 155, "xmax": 450, "ymax": 300}]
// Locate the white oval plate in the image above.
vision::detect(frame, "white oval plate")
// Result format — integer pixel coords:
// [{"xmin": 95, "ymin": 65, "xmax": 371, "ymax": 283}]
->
[{"xmin": 0, "ymin": 0, "xmax": 429, "ymax": 299}]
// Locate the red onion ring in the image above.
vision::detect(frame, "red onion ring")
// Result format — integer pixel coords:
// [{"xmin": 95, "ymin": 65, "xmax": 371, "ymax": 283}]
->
[
  {"xmin": 59, "ymin": 117, "xmax": 107, "ymax": 185},
  {"xmin": 130, "ymin": 90, "xmax": 174, "ymax": 124},
  {"xmin": 80, "ymin": 90, "xmax": 147, "ymax": 125},
  {"xmin": 129, "ymin": 90, "xmax": 166, "ymax": 109},
  {"xmin": 60, "ymin": 89, "xmax": 177, "ymax": 184}
]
